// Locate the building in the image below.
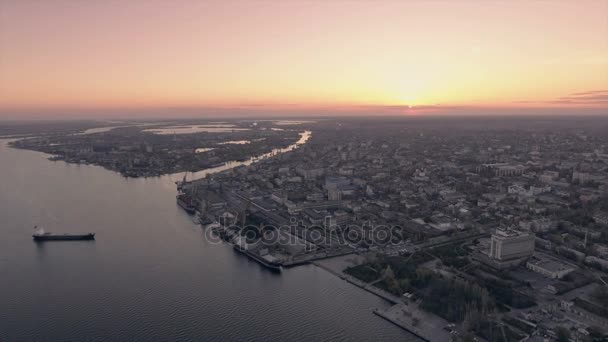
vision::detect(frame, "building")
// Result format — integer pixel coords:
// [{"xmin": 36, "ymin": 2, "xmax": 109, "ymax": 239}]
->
[
  {"xmin": 338, "ymin": 166, "xmax": 354, "ymax": 176},
  {"xmin": 526, "ymin": 255, "xmax": 576, "ymax": 279},
  {"xmin": 295, "ymin": 167, "xmax": 324, "ymax": 180},
  {"xmin": 510, "ymin": 184, "xmax": 549, "ymax": 197},
  {"xmin": 327, "ymin": 187, "xmax": 342, "ymax": 201},
  {"xmin": 306, "ymin": 192, "xmax": 324, "ymax": 201},
  {"xmin": 325, "ymin": 176, "xmax": 351, "ymax": 189},
  {"xmin": 540, "ymin": 170, "xmax": 559, "ymax": 183},
  {"xmin": 529, "ymin": 185, "xmax": 551, "ymax": 196},
  {"xmin": 593, "ymin": 212, "xmax": 608, "ymax": 225},
  {"xmin": 477, "ymin": 163, "xmax": 525, "ymax": 177},
  {"xmin": 490, "ymin": 229, "xmax": 535, "ymax": 261},
  {"xmin": 572, "ymin": 171, "xmax": 601, "ymax": 184},
  {"xmin": 494, "ymin": 165, "xmax": 525, "ymax": 177},
  {"xmin": 585, "ymin": 256, "xmax": 608, "ymax": 271},
  {"xmin": 534, "ymin": 236, "xmax": 553, "ymax": 250},
  {"xmin": 508, "ymin": 184, "xmax": 527, "ymax": 196},
  {"xmin": 270, "ymin": 192, "xmax": 287, "ymax": 204}
]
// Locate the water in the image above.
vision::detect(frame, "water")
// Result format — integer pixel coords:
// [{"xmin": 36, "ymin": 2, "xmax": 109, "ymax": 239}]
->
[
  {"xmin": 0, "ymin": 139, "xmax": 416, "ymax": 342},
  {"xmin": 272, "ymin": 120, "xmax": 316, "ymax": 125},
  {"xmin": 143, "ymin": 125, "xmax": 250, "ymax": 135},
  {"xmin": 181, "ymin": 131, "xmax": 311, "ymax": 181},
  {"xmin": 194, "ymin": 147, "xmax": 215, "ymax": 153},
  {"xmin": 76, "ymin": 126, "xmax": 119, "ymax": 135},
  {"xmin": 75, "ymin": 122, "xmax": 168, "ymax": 135},
  {"xmin": 218, "ymin": 140, "xmax": 250, "ymax": 145}
]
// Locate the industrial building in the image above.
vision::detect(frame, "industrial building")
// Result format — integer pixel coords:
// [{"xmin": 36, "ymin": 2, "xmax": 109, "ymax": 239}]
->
[{"xmin": 526, "ymin": 254, "xmax": 576, "ymax": 279}]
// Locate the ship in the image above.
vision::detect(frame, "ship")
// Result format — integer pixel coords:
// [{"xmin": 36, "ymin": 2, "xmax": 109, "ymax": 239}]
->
[
  {"xmin": 176, "ymin": 173, "xmax": 188, "ymax": 191},
  {"xmin": 176, "ymin": 194, "xmax": 196, "ymax": 215},
  {"xmin": 32, "ymin": 226, "xmax": 95, "ymax": 241}
]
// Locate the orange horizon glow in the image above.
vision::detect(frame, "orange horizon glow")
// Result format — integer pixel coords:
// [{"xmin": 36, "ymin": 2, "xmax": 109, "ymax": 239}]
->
[{"xmin": 0, "ymin": 0, "xmax": 607, "ymax": 118}]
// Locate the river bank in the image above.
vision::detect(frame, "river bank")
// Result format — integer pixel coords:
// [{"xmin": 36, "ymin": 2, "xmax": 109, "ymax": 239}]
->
[
  {"xmin": 314, "ymin": 255, "xmax": 452, "ymax": 341},
  {"xmin": 0, "ymin": 138, "xmax": 415, "ymax": 342}
]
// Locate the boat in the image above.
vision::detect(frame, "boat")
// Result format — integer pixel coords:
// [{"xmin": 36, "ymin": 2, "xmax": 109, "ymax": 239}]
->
[
  {"xmin": 177, "ymin": 194, "xmax": 196, "ymax": 214},
  {"xmin": 176, "ymin": 173, "xmax": 188, "ymax": 191},
  {"xmin": 32, "ymin": 226, "xmax": 95, "ymax": 241}
]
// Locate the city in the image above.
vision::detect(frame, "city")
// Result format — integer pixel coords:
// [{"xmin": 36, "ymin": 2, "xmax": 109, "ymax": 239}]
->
[
  {"xmin": 7, "ymin": 116, "xmax": 608, "ymax": 341},
  {"xmin": 1, "ymin": 1, "xmax": 607, "ymax": 341}
]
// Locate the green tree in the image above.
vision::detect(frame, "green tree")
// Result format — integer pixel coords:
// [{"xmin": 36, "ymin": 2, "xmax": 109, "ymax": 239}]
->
[
  {"xmin": 557, "ymin": 327, "xmax": 571, "ymax": 342},
  {"xmin": 583, "ymin": 325, "xmax": 607, "ymax": 342},
  {"xmin": 460, "ymin": 333, "xmax": 476, "ymax": 342}
]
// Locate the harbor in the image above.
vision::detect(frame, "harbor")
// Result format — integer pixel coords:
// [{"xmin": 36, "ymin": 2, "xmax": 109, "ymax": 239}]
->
[{"xmin": 1, "ymin": 138, "xmax": 414, "ymax": 342}]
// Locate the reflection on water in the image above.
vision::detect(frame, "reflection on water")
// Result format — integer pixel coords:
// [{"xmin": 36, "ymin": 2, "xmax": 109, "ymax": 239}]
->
[
  {"xmin": 75, "ymin": 126, "xmax": 119, "ymax": 135},
  {"xmin": 195, "ymin": 148, "xmax": 215, "ymax": 153},
  {"xmin": 218, "ymin": 140, "xmax": 250, "ymax": 145},
  {"xmin": 144, "ymin": 125, "xmax": 249, "ymax": 135},
  {"xmin": 171, "ymin": 130, "xmax": 311, "ymax": 182},
  {"xmin": 273, "ymin": 120, "xmax": 316, "ymax": 125},
  {"xmin": 75, "ymin": 122, "xmax": 167, "ymax": 135}
]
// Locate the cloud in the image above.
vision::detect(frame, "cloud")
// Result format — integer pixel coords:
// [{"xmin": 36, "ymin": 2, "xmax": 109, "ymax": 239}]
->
[
  {"xmin": 514, "ymin": 90, "xmax": 608, "ymax": 106},
  {"xmin": 554, "ymin": 90, "xmax": 608, "ymax": 104},
  {"xmin": 570, "ymin": 90, "xmax": 608, "ymax": 96}
]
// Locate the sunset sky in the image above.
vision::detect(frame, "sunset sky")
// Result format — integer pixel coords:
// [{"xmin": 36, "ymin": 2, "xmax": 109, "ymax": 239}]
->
[{"xmin": 1, "ymin": 0, "xmax": 607, "ymax": 118}]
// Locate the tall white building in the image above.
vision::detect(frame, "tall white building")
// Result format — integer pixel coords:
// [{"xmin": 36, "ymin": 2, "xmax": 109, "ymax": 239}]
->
[{"xmin": 490, "ymin": 229, "xmax": 535, "ymax": 261}]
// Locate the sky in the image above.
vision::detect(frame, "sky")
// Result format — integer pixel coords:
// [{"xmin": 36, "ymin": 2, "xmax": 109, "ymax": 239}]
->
[{"xmin": 0, "ymin": 0, "xmax": 607, "ymax": 119}]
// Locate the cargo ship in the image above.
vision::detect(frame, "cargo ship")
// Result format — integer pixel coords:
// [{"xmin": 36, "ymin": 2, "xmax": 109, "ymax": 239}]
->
[
  {"xmin": 176, "ymin": 194, "xmax": 196, "ymax": 215},
  {"xmin": 176, "ymin": 173, "xmax": 188, "ymax": 192},
  {"xmin": 32, "ymin": 226, "xmax": 95, "ymax": 241}
]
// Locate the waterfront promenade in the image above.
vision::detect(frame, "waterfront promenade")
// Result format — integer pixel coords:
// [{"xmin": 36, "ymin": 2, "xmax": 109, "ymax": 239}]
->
[
  {"xmin": 314, "ymin": 255, "xmax": 452, "ymax": 341},
  {"xmin": 373, "ymin": 303, "xmax": 452, "ymax": 342}
]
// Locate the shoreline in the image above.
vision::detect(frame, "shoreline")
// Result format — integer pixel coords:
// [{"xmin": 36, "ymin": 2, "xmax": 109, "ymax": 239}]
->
[
  {"xmin": 6, "ymin": 130, "xmax": 311, "ymax": 181},
  {"xmin": 313, "ymin": 255, "xmax": 453, "ymax": 342}
]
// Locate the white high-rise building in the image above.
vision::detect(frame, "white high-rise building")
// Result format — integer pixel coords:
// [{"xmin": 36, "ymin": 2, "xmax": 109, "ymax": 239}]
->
[{"xmin": 490, "ymin": 229, "xmax": 535, "ymax": 261}]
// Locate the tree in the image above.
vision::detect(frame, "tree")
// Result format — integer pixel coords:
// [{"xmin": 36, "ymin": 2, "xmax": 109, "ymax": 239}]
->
[
  {"xmin": 556, "ymin": 327, "xmax": 571, "ymax": 342},
  {"xmin": 592, "ymin": 286, "xmax": 608, "ymax": 306},
  {"xmin": 382, "ymin": 265, "xmax": 395, "ymax": 281},
  {"xmin": 583, "ymin": 326, "xmax": 607, "ymax": 342},
  {"xmin": 460, "ymin": 333, "xmax": 476, "ymax": 342},
  {"xmin": 382, "ymin": 265, "xmax": 400, "ymax": 294},
  {"xmin": 411, "ymin": 317, "xmax": 419, "ymax": 327}
]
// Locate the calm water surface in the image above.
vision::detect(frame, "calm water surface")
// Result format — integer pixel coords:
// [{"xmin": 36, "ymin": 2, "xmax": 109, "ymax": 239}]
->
[
  {"xmin": 0, "ymin": 140, "xmax": 416, "ymax": 342},
  {"xmin": 143, "ymin": 125, "xmax": 250, "ymax": 135}
]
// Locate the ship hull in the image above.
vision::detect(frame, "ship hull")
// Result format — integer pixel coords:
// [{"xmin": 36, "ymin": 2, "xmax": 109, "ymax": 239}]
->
[
  {"xmin": 33, "ymin": 233, "xmax": 95, "ymax": 241},
  {"xmin": 177, "ymin": 197, "xmax": 196, "ymax": 215}
]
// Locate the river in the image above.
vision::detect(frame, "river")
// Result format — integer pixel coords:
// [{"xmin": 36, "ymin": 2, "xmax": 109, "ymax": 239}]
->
[
  {"xmin": 176, "ymin": 130, "xmax": 312, "ymax": 182},
  {"xmin": 0, "ymin": 137, "xmax": 416, "ymax": 342}
]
